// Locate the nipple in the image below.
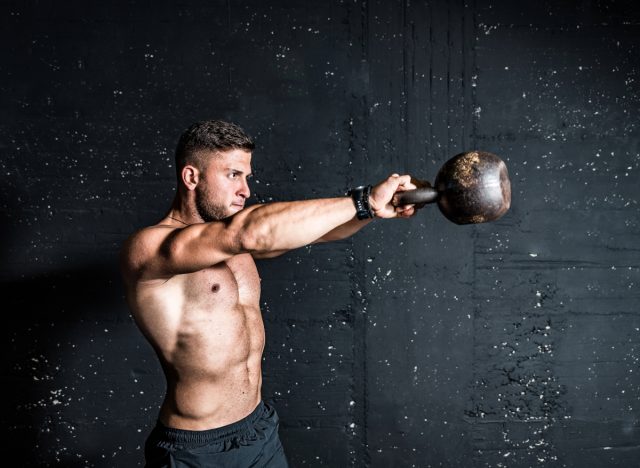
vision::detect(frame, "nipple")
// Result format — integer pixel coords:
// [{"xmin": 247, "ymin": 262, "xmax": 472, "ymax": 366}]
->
[{"xmin": 211, "ymin": 283, "xmax": 220, "ymax": 293}]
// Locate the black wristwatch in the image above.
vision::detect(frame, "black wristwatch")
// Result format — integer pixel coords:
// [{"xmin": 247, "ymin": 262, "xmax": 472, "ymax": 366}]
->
[{"xmin": 347, "ymin": 185, "xmax": 375, "ymax": 220}]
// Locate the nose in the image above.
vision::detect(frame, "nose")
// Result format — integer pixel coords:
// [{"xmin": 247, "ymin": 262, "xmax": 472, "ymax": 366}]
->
[{"xmin": 238, "ymin": 178, "xmax": 250, "ymax": 199}]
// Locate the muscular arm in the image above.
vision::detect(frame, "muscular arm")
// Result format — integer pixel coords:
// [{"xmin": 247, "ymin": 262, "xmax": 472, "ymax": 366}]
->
[
  {"xmin": 121, "ymin": 175, "xmax": 416, "ymax": 279},
  {"xmin": 254, "ymin": 177, "xmax": 418, "ymax": 256},
  {"xmin": 254, "ymin": 216, "xmax": 375, "ymax": 259},
  {"xmin": 241, "ymin": 197, "xmax": 359, "ymax": 253},
  {"xmin": 124, "ymin": 197, "xmax": 359, "ymax": 279},
  {"xmin": 312, "ymin": 178, "xmax": 420, "ymax": 244}
]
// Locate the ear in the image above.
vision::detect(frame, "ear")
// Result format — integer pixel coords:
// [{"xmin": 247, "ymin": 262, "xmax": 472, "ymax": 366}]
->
[{"xmin": 181, "ymin": 165, "xmax": 200, "ymax": 191}]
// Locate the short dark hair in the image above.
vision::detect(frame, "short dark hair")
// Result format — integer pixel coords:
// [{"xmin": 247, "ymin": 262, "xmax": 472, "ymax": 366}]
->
[{"xmin": 174, "ymin": 120, "xmax": 255, "ymax": 176}]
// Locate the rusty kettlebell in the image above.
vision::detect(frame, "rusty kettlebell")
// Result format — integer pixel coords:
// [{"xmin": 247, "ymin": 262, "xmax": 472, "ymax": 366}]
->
[{"xmin": 394, "ymin": 151, "xmax": 511, "ymax": 225}]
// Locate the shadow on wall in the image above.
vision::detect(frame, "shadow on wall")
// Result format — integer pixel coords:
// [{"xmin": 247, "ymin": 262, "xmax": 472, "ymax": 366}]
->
[
  {"xmin": 1, "ymin": 260, "xmax": 165, "ymax": 467},
  {"xmin": 0, "ymin": 166, "xmax": 167, "ymax": 465}
]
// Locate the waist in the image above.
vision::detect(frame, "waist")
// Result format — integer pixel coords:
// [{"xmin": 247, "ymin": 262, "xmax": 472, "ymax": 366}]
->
[
  {"xmin": 154, "ymin": 400, "xmax": 271, "ymax": 447},
  {"xmin": 160, "ymin": 372, "xmax": 262, "ymax": 429}
]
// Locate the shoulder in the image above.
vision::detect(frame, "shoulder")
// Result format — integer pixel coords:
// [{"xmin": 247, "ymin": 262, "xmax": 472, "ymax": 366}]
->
[
  {"xmin": 121, "ymin": 224, "xmax": 178, "ymax": 256},
  {"xmin": 119, "ymin": 225, "xmax": 180, "ymax": 280}
]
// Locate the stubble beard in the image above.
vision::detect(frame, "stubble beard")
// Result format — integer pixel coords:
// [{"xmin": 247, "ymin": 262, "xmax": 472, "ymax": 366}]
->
[{"xmin": 195, "ymin": 183, "xmax": 229, "ymax": 222}]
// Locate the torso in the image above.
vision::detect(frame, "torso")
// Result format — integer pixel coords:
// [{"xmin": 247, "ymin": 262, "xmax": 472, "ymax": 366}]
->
[{"xmin": 123, "ymin": 226, "xmax": 265, "ymax": 430}]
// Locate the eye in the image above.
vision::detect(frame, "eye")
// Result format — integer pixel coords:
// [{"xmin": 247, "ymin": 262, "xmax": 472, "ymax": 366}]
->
[{"xmin": 228, "ymin": 171, "xmax": 239, "ymax": 179}]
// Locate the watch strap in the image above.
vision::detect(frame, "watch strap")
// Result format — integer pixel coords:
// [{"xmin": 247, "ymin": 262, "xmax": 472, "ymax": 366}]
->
[{"xmin": 348, "ymin": 185, "xmax": 374, "ymax": 220}]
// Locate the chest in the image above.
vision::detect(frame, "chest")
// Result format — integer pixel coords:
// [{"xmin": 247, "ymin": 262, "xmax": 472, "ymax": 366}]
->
[{"xmin": 181, "ymin": 254, "xmax": 261, "ymax": 307}]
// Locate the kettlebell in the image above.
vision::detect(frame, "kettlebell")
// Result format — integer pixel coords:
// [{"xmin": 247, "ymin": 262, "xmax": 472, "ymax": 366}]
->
[{"xmin": 394, "ymin": 151, "xmax": 511, "ymax": 224}]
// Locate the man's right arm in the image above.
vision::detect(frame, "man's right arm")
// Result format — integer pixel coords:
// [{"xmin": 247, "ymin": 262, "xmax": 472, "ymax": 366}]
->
[{"xmin": 121, "ymin": 174, "xmax": 416, "ymax": 280}]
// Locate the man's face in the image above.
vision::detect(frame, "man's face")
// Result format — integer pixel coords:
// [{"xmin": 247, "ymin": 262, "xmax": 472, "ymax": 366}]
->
[{"xmin": 194, "ymin": 149, "xmax": 252, "ymax": 222}]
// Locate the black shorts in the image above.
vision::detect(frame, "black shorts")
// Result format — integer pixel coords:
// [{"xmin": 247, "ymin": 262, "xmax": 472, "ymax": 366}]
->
[{"xmin": 144, "ymin": 401, "xmax": 289, "ymax": 467}]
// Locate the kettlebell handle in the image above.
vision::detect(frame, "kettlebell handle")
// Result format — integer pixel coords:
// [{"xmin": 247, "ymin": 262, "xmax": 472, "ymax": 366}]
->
[{"xmin": 393, "ymin": 185, "xmax": 438, "ymax": 205}]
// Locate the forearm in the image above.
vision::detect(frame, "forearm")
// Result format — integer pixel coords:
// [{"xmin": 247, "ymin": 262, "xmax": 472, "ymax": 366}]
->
[
  {"xmin": 232, "ymin": 197, "xmax": 358, "ymax": 254},
  {"xmin": 314, "ymin": 216, "xmax": 375, "ymax": 243}
]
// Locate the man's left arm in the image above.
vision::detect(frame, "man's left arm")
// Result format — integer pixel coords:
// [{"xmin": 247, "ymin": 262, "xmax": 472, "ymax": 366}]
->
[
  {"xmin": 253, "ymin": 217, "xmax": 373, "ymax": 258},
  {"xmin": 314, "ymin": 177, "xmax": 425, "ymax": 243},
  {"xmin": 254, "ymin": 179, "xmax": 420, "ymax": 258}
]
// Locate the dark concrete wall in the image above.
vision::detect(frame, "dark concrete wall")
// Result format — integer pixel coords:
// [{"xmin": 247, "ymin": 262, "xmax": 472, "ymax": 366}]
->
[{"xmin": 2, "ymin": 0, "xmax": 639, "ymax": 466}]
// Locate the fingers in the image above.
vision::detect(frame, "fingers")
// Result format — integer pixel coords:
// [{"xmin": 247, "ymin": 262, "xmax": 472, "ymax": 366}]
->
[
  {"xmin": 371, "ymin": 173, "xmax": 421, "ymax": 218},
  {"xmin": 396, "ymin": 174, "xmax": 412, "ymax": 187},
  {"xmin": 387, "ymin": 174, "xmax": 415, "ymax": 191},
  {"xmin": 396, "ymin": 205, "xmax": 415, "ymax": 218},
  {"xmin": 394, "ymin": 175, "xmax": 418, "ymax": 218},
  {"xmin": 398, "ymin": 177, "xmax": 417, "ymax": 191}
]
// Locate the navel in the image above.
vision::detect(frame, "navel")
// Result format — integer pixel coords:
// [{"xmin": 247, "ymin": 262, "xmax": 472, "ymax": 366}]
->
[{"xmin": 211, "ymin": 283, "xmax": 221, "ymax": 293}]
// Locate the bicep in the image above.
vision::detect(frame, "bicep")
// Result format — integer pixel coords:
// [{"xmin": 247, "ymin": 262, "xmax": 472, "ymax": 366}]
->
[
  {"xmin": 159, "ymin": 223, "xmax": 244, "ymax": 274},
  {"xmin": 126, "ymin": 224, "xmax": 244, "ymax": 280}
]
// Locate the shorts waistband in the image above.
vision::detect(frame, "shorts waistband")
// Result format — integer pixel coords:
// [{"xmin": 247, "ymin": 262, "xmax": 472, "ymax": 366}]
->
[{"xmin": 154, "ymin": 401, "xmax": 267, "ymax": 446}]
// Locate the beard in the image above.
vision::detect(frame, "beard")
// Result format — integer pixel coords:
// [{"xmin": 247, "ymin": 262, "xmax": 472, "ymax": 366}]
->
[{"xmin": 195, "ymin": 182, "xmax": 229, "ymax": 222}]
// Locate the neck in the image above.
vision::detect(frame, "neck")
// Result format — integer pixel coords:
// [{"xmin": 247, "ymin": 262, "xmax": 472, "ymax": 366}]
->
[{"xmin": 166, "ymin": 193, "xmax": 203, "ymax": 226}]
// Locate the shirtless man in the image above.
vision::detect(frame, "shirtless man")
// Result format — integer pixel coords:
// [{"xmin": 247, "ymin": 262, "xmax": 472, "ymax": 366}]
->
[{"xmin": 119, "ymin": 120, "xmax": 420, "ymax": 467}]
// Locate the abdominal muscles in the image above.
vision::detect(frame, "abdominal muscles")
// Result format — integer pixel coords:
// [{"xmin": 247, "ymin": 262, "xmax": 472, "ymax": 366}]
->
[
  {"xmin": 158, "ymin": 302, "xmax": 266, "ymax": 428},
  {"xmin": 134, "ymin": 256, "xmax": 265, "ymax": 429}
]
